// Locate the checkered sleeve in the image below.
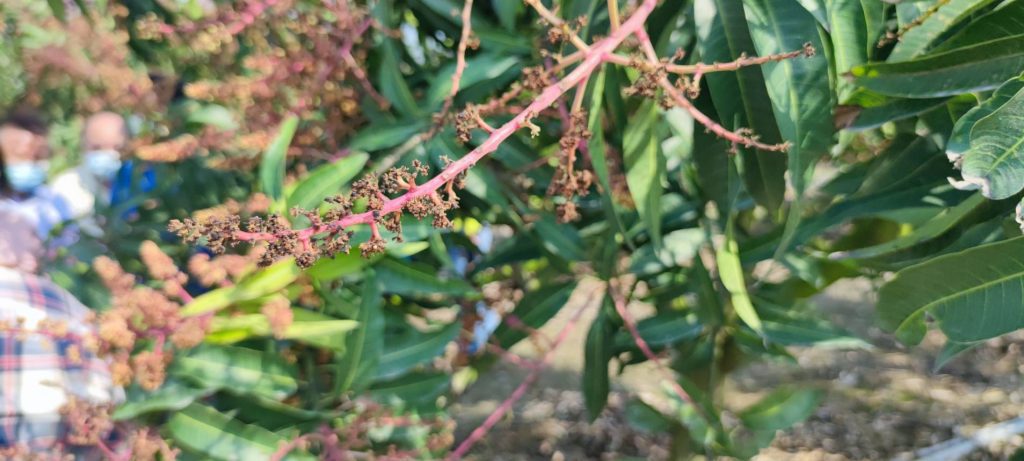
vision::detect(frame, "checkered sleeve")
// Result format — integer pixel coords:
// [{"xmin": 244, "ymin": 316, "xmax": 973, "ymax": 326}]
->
[{"xmin": 0, "ymin": 267, "xmax": 118, "ymax": 451}]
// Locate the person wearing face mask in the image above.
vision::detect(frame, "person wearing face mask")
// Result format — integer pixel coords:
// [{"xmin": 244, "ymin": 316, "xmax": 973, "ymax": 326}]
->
[
  {"xmin": 51, "ymin": 111, "xmax": 127, "ymax": 237},
  {"xmin": 0, "ymin": 110, "xmax": 71, "ymax": 241}
]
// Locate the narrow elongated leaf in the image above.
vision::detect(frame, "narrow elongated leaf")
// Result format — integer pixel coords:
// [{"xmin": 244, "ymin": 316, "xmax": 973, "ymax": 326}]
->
[
  {"xmin": 852, "ymin": 35, "xmax": 1024, "ymax": 98},
  {"xmin": 206, "ymin": 309, "xmax": 358, "ymax": 351},
  {"xmin": 425, "ymin": 54, "xmax": 520, "ymax": 108},
  {"xmin": 947, "ymin": 76, "xmax": 1024, "ymax": 161},
  {"xmin": 931, "ymin": 0, "xmax": 1024, "ymax": 53},
  {"xmin": 826, "ymin": 0, "xmax": 869, "ymax": 101},
  {"xmin": 182, "ymin": 260, "xmax": 300, "ymax": 316},
  {"xmin": 844, "ymin": 97, "xmax": 950, "ymax": 131},
  {"xmin": 375, "ymin": 258, "xmax": 475, "ymax": 297},
  {"xmin": 259, "ymin": 115, "xmax": 298, "ymax": 201},
  {"xmin": 370, "ymin": 372, "xmax": 451, "ymax": 408},
  {"xmin": 739, "ymin": 387, "xmax": 823, "ymax": 432},
  {"xmin": 696, "ymin": 0, "xmax": 787, "ymax": 211},
  {"xmin": 494, "ymin": 281, "xmax": 577, "ymax": 347},
  {"xmin": 583, "ymin": 300, "xmax": 614, "ymax": 421},
  {"xmin": 112, "ymin": 379, "xmax": 212, "ymax": 420},
  {"xmin": 888, "ymin": 0, "xmax": 998, "ymax": 61},
  {"xmin": 533, "ymin": 214, "xmax": 585, "ymax": 261},
  {"xmin": 375, "ymin": 321, "xmax": 460, "ymax": 380},
  {"xmin": 956, "ymin": 84, "xmax": 1024, "ymax": 199},
  {"xmin": 167, "ymin": 403, "xmax": 315, "ymax": 461},
  {"xmin": 745, "ymin": 0, "xmax": 833, "ymax": 196},
  {"xmin": 588, "ymin": 67, "xmax": 630, "ymax": 241},
  {"xmin": 349, "ymin": 120, "xmax": 429, "ymax": 152},
  {"xmin": 336, "ymin": 276, "xmax": 385, "ymax": 394},
  {"xmin": 717, "ymin": 233, "xmax": 762, "ymax": 333},
  {"xmin": 378, "ymin": 41, "xmax": 422, "ymax": 117},
  {"xmin": 612, "ymin": 315, "xmax": 703, "ymax": 351},
  {"xmin": 287, "ymin": 153, "xmax": 369, "ymax": 212},
  {"xmin": 623, "ymin": 100, "xmax": 665, "ymax": 247},
  {"xmin": 878, "ymin": 236, "xmax": 1024, "ymax": 344},
  {"xmin": 171, "ymin": 344, "xmax": 299, "ymax": 400}
]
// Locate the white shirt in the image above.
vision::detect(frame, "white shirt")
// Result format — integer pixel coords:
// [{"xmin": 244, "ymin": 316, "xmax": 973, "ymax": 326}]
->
[
  {"xmin": 0, "ymin": 186, "xmax": 71, "ymax": 240},
  {"xmin": 51, "ymin": 167, "xmax": 108, "ymax": 237}
]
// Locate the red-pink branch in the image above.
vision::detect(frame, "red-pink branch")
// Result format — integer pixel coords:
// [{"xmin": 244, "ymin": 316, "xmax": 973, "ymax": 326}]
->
[
  {"xmin": 633, "ymin": 28, "xmax": 790, "ymax": 153},
  {"xmin": 233, "ymin": 0, "xmax": 660, "ymax": 244}
]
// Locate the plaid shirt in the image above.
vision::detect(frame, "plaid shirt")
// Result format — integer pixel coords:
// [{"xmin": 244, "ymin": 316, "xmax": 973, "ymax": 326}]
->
[{"xmin": 0, "ymin": 266, "xmax": 117, "ymax": 453}]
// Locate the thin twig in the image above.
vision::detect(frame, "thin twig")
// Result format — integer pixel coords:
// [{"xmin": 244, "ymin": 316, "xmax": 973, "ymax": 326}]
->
[
  {"xmin": 603, "ymin": 47, "xmax": 812, "ymax": 76},
  {"xmin": 629, "ymin": 29, "xmax": 790, "ymax": 152},
  {"xmin": 524, "ymin": 0, "xmax": 591, "ymax": 51},
  {"xmin": 607, "ymin": 0, "xmax": 620, "ymax": 32},
  {"xmin": 447, "ymin": 288, "xmax": 601, "ymax": 460},
  {"xmin": 607, "ymin": 282, "xmax": 710, "ymax": 421},
  {"xmin": 435, "ymin": 0, "xmax": 476, "ymax": 126}
]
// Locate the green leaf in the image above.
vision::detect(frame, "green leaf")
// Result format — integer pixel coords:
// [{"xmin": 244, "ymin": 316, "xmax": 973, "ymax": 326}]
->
[
  {"xmin": 494, "ymin": 281, "xmax": 577, "ymax": 347},
  {"xmin": 583, "ymin": 299, "xmax": 614, "ymax": 421},
  {"xmin": 947, "ymin": 76, "xmax": 1024, "ymax": 161},
  {"xmin": 930, "ymin": 0, "xmax": 1024, "ymax": 53},
  {"xmin": 739, "ymin": 387, "xmax": 823, "ymax": 432},
  {"xmin": 956, "ymin": 83, "xmax": 1024, "ymax": 199},
  {"xmin": 852, "ymin": 34, "xmax": 1024, "ymax": 98},
  {"xmin": 826, "ymin": 0, "xmax": 869, "ymax": 101},
  {"xmin": 696, "ymin": 0, "xmax": 788, "ymax": 211},
  {"xmin": 171, "ymin": 344, "xmax": 299, "ymax": 400},
  {"xmin": 888, "ymin": 0, "xmax": 999, "ymax": 62},
  {"xmin": 533, "ymin": 214, "xmax": 585, "ymax": 262},
  {"xmin": 934, "ymin": 340, "xmax": 979, "ymax": 371},
  {"xmin": 206, "ymin": 309, "xmax": 358, "ymax": 352},
  {"xmin": 716, "ymin": 232, "xmax": 762, "ymax": 333},
  {"xmin": 370, "ymin": 372, "xmax": 451, "ymax": 408},
  {"xmin": 349, "ymin": 120, "xmax": 429, "ymax": 152},
  {"xmin": 378, "ymin": 40, "xmax": 422, "ymax": 117},
  {"xmin": 307, "ymin": 252, "xmax": 370, "ymax": 281},
  {"xmin": 744, "ymin": 0, "xmax": 834, "ymax": 196},
  {"xmin": 587, "ymin": 67, "xmax": 631, "ymax": 242},
  {"xmin": 336, "ymin": 276, "xmax": 385, "ymax": 394},
  {"xmin": 878, "ymin": 236, "xmax": 1024, "ymax": 344},
  {"xmin": 46, "ymin": 0, "xmax": 66, "ymax": 22},
  {"xmin": 491, "ymin": 0, "xmax": 523, "ymax": 30},
  {"xmin": 425, "ymin": 53, "xmax": 520, "ymax": 109},
  {"xmin": 612, "ymin": 315, "xmax": 703, "ymax": 351},
  {"xmin": 375, "ymin": 258, "xmax": 475, "ymax": 297},
  {"xmin": 112, "ymin": 379, "xmax": 212, "ymax": 421},
  {"xmin": 843, "ymin": 97, "xmax": 950, "ymax": 131},
  {"xmin": 187, "ymin": 104, "xmax": 238, "ymax": 131},
  {"xmin": 167, "ymin": 403, "xmax": 315, "ymax": 461},
  {"xmin": 376, "ymin": 321, "xmax": 460, "ymax": 380},
  {"xmin": 833, "ymin": 193, "xmax": 986, "ymax": 261},
  {"xmin": 182, "ymin": 260, "xmax": 301, "ymax": 316},
  {"xmin": 259, "ymin": 115, "xmax": 298, "ymax": 202},
  {"xmin": 623, "ymin": 100, "xmax": 665, "ymax": 248},
  {"xmin": 286, "ymin": 152, "xmax": 369, "ymax": 212}
]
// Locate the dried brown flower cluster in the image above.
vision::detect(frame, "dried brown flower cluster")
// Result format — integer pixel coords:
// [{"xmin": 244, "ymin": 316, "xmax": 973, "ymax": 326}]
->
[
  {"xmin": 7, "ymin": 4, "xmax": 160, "ymax": 115},
  {"xmin": 170, "ymin": 160, "xmax": 465, "ymax": 268},
  {"xmin": 137, "ymin": 0, "xmax": 382, "ymax": 161},
  {"xmin": 134, "ymin": 135, "xmax": 201, "ymax": 163},
  {"xmin": 548, "ymin": 110, "xmax": 594, "ymax": 222}
]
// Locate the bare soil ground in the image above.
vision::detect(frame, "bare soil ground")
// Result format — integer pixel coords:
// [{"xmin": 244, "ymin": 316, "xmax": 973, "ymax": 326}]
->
[{"xmin": 451, "ymin": 279, "xmax": 1024, "ymax": 460}]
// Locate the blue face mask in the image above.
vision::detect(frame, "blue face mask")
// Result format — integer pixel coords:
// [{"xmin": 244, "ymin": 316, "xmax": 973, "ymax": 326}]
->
[
  {"xmin": 4, "ymin": 162, "xmax": 48, "ymax": 193},
  {"xmin": 83, "ymin": 149, "xmax": 122, "ymax": 181}
]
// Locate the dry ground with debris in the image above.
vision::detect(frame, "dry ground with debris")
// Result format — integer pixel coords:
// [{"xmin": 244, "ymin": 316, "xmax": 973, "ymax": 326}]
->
[{"xmin": 451, "ymin": 278, "xmax": 1024, "ymax": 460}]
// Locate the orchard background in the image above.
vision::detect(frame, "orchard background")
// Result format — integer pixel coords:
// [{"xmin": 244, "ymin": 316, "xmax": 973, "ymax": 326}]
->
[{"xmin": 5, "ymin": 0, "xmax": 1024, "ymax": 459}]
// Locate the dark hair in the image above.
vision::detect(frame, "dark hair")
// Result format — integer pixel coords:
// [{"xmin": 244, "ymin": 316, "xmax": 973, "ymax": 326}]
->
[{"xmin": 0, "ymin": 108, "xmax": 49, "ymax": 194}]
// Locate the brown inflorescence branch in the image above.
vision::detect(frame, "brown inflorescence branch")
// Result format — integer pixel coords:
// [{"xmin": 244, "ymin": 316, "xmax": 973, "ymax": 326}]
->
[
  {"xmin": 631, "ymin": 27, "xmax": 796, "ymax": 152},
  {"xmin": 171, "ymin": 0, "xmax": 661, "ymax": 267}
]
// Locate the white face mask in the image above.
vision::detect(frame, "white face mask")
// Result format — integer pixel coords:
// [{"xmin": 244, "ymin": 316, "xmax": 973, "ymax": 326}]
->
[
  {"xmin": 4, "ymin": 161, "xmax": 49, "ymax": 193},
  {"xmin": 83, "ymin": 149, "xmax": 122, "ymax": 181}
]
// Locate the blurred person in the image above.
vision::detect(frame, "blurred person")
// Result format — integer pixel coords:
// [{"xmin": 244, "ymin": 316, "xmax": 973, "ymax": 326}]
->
[
  {"xmin": 0, "ymin": 110, "xmax": 71, "ymax": 240},
  {"xmin": 0, "ymin": 208, "xmax": 119, "ymax": 459},
  {"xmin": 51, "ymin": 111, "xmax": 128, "ymax": 235}
]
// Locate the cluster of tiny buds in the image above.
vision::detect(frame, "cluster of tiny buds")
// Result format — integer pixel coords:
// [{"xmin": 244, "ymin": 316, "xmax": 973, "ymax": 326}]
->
[
  {"xmin": 170, "ymin": 160, "xmax": 466, "ymax": 268},
  {"xmin": 549, "ymin": 110, "xmax": 595, "ymax": 222}
]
